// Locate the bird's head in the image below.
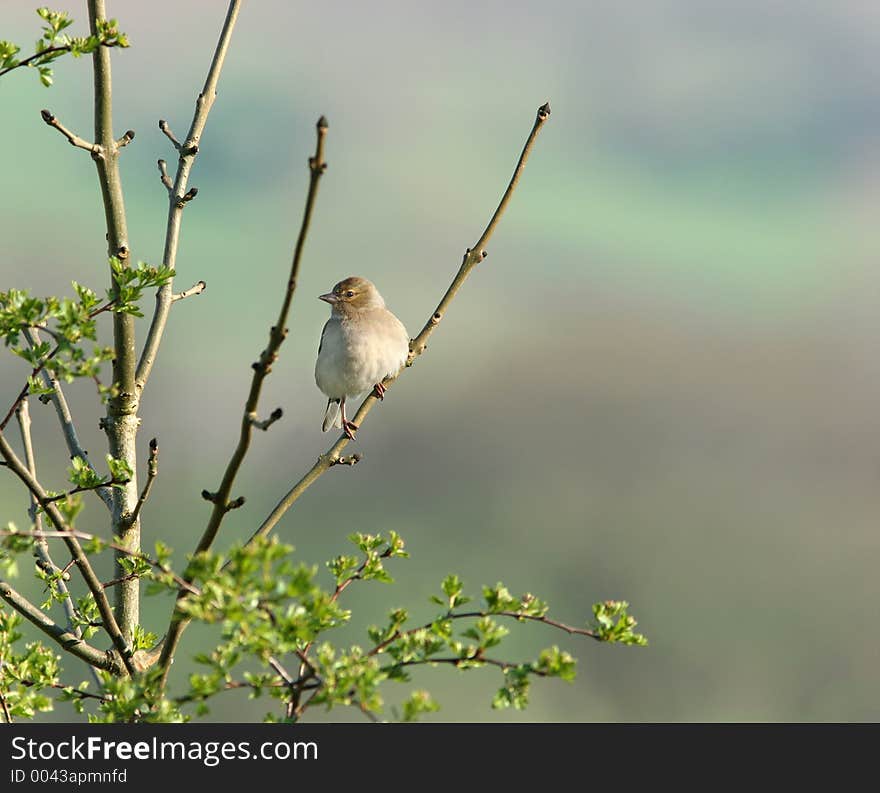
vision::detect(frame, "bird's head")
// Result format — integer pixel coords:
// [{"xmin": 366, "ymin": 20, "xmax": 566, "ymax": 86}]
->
[{"xmin": 319, "ymin": 276, "xmax": 385, "ymax": 314}]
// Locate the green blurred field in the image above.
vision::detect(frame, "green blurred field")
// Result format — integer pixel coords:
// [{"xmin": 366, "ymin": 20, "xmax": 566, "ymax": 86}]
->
[{"xmin": 1, "ymin": 1, "xmax": 879, "ymax": 722}]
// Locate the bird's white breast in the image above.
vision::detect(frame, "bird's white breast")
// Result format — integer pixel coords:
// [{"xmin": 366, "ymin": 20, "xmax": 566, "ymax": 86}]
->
[{"xmin": 315, "ymin": 309, "xmax": 409, "ymax": 400}]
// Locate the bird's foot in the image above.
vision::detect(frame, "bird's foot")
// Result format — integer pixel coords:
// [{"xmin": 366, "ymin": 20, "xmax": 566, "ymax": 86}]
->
[
  {"xmin": 343, "ymin": 420, "xmax": 359, "ymax": 440},
  {"xmin": 372, "ymin": 382, "xmax": 386, "ymax": 400}
]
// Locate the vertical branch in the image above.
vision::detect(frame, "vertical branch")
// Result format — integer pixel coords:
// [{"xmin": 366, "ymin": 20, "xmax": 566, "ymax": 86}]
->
[
  {"xmin": 135, "ymin": 0, "xmax": 243, "ymax": 394},
  {"xmin": 157, "ymin": 116, "xmax": 329, "ymax": 684},
  {"xmin": 87, "ymin": 0, "xmax": 139, "ymax": 643}
]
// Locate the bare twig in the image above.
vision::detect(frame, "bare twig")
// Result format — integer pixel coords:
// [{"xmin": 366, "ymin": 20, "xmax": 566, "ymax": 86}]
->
[
  {"xmin": 176, "ymin": 187, "xmax": 198, "ymax": 208},
  {"xmin": 158, "ymin": 119, "xmax": 182, "ymax": 151},
  {"xmin": 249, "ymin": 102, "xmax": 552, "ymax": 544},
  {"xmin": 0, "ymin": 45, "xmax": 72, "ymax": 79},
  {"xmin": 0, "ymin": 431, "xmax": 135, "ymax": 675},
  {"xmin": 15, "ymin": 400, "xmax": 83, "ymax": 644},
  {"xmin": 0, "ymin": 580, "xmax": 119, "ymax": 672},
  {"xmin": 40, "ymin": 109, "xmax": 99, "ymax": 154},
  {"xmin": 22, "ymin": 328, "xmax": 112, "ymax": 510},
  {"xmin": 329, "ymin": 453, "xmax": 362, "ymax": 467},
  {"xmin": 116, "ymin": 129, "xmax": 135, "ymax": 149},
  {"xmin": 250, "ymin": 407, "xmax": 283, "ymax": 431},
  {"xmin": 156, "ymin": 115, "xmax": 328, "ymax": 683},
  {"xmin": 125, "ymin": 438, "xmax": 158, "ymax": 528},
  {"xmin": 0, "ymin": 689, "xmax": 11, "ymax": 724},
  {"xmin": 171, "ymin": 280, "xmax": 206, "ymax": 302},
  {"xmin": 157, "ymin": 159, "xmax": 172, "ymax": 192},
  {"xmin": 136, "ymin": 0, "xmax": 244, "ymax": 395}
]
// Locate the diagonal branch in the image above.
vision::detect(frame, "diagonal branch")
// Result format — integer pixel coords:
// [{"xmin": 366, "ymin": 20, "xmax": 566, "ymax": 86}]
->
[
  {"xmin": 157, "ymin": 115, "xmax": 329, "ymax": 682},
  {"xmin": 14, "ymin": 399, "xmax": 83, "ymax": 641},
  {"xmin": 40, "ymin": 108, "xmax": 99, "ymax": 154},
  {"xmin": 22, "ymin": 328, "xmax": 112, "ymax": 510},
  {"xmin": 248, "ymin": 102, "xmax": 551, "ymax": 545},
  {"xmin": 193, "ymin": 115, "xmax": 327, "ymax": 558},
  {"xmin": 0, "ymin": 430, "xmax": 135, "ymax": 676},
  {"xmin": 124, "ymin": 438, "xmax": 158, "ymax": 528},
  {"xmin": 135, "ymin": 0, "xmax": 243, "ymax": 396},
  {"xmin": 0, "ymin": 580, "xmax": 119, "ymax": 672}
]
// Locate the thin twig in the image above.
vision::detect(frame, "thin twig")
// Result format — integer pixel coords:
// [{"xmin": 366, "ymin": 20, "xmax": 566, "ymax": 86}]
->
[
  {"xmin": 171, "ymin": 280, "xmax": 206, "ymax": 302},
  {"xmin": 249, "ymin": 102, "xmax": 552, "ymax": 544},
  {"xmin": 368, "ymin": 609, "xmax": 598, "ymax": 659},
  {"xmin": 116, "ymin": 129, "xmax": 135, "ymax": 149},
  {"xmin": 136, "ymin": 0, "xmax": 244, "ymax": 395},
  {"xmin": 15, "ymin": 399, "xmax": 84, "ymax": 646},
  {"xmin": 43, "ymin": 477, "xmax": 129, "ymax": 504},
  {"xmin": 249, "ymin": 407, "xmax": 283, "ymax": 431},
  {"xmin": 0, "ymin": 529, "xmax": 199, "ymax": 597},
  {"xmin": 0, "ymin": 690, "xmax": 11, "ymax": 724},
  {"xmin": 157, "ymin": 114, "xmax": 328, "ymax": 684},
  {"xmin": 158, "ymin": 119, "xmax": 182, "ymax": 150},
  {"xmin": 0, "ymin": 432, "xmax": 135, "ymax": 675},
  {"xmin": 157, "ymin": 159, "xmax": 172, "ymax": 192},
  {"xmin": 125, "ymin": 438, "xmax": 158, "ymax": 527},
  {"xmin": 40, "ymin": 109, "xmax": 99, "ymax": 154},
  {"xmin": 22, "ymin": 328, "xmax": 112, "ymax": 510}
]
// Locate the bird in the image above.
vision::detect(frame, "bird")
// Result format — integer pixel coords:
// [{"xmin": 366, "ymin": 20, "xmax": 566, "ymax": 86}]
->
[{"xmin": 315, "ymin": 276, "xmax": 410, "ymax": 440}]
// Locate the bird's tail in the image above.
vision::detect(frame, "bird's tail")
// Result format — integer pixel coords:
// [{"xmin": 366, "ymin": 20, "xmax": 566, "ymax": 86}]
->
[{"xmin": 322, "ymin": 398, "xmax": 342, "ymax": 431}]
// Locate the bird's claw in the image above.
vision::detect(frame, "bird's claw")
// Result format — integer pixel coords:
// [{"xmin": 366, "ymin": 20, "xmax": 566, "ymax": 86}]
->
[
  {"xmin": 343, "ymin": 421, "xmax": 359, "ymax": 440},
  {"xmin": 372, "ymin": 382, "xmax": 386, "ymax": 400}
]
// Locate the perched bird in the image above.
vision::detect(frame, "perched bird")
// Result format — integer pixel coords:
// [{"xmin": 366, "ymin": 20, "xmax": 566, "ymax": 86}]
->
[{"xmin": 315, "ymin": 276, "xmax": 410, "ymax": 439}]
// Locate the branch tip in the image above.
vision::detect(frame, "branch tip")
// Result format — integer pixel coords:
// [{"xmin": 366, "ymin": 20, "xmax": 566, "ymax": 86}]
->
[
  {"xmin": 117, "ymin": 129, "xmax": 135, "ymax": 149},
  {"xmin": 171, "ymin": 281, "xmax": 207, "ymax": 303},
  {"xmin": 159, "ymin": 119, "xmax": 182, "ymax": 151},
  {"xmin": 250, "ymin": 408, "xmax": 283, "ymax": 431},
  {"xmin": 317, "ymin": 115, "xmax": 329, "ymax": 131}
]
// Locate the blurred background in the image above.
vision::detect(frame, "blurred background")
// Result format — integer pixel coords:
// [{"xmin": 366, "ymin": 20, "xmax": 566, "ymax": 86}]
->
[{"xmin": 1, "ymin": 0, "xmax": 879, "ymax": 722}]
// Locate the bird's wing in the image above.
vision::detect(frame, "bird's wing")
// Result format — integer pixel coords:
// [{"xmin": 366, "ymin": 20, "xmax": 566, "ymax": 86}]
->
[{"xmin": 317, "ymin": 318, "xmax": 331, "ymax": 355}]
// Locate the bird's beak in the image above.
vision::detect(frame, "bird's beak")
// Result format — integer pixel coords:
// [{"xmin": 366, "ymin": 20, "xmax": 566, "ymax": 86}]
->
[{"xmin": 319, "ymin": 293, "xmax": 337, "ymax": 304}]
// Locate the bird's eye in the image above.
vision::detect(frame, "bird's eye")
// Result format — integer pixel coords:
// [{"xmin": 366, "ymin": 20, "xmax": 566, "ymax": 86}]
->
[{"xmin": 345, "ymin": 290, "xmax": 355, "ymax": 298}]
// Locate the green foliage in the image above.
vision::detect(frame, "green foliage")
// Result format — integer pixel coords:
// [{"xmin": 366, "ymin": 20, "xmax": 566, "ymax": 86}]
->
[
  {"xmin": 0, "ymin": 8, "xmax": 128, "ymax": 87},
  {"xmin": 0, "ymin": 520, "xmax": 647, "ymax": 721},
  {"xmin": 0, "ymin": 607, "xmax": 59, "ymax": 719},
  {"xmin": 591, "ymin": 600, "xmax": 648, "ymax": 646},
  {"xmin": 109, "ymin": 258, "xmax": 174, "ymax": 317}
]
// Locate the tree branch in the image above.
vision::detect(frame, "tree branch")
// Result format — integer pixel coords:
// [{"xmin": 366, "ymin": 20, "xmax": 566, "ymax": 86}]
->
[
  {"xmin": 171, "ymin": 280, "xmax": 206, "ymax": 302},
  {"xmin": 40, "ymin": 108, "xmax": 99, "ymax": 154},
  {"xmin": 0, "ymin": 580, "xmax": 119, "ymax": 673},
  {"xmin": 0, "ymin": 45, "xmax": 72, "ymax": 79},
  {"xmin": 157, "ymin": 114, "xmax": 328, "ymax": 683},
  {"xmin": 22, "ymin": 328, "xmax": 112, "ymax": 510},
  {"xmin": 248, "ymin": 102, "xmax": 551, "ymax": 544},
  {"xmin": 135, "ymin": 0, "xmax": 243, "ymax": 395},
  {"xmin": 87, "ymin": 0, "xmax": 140, "ymax": 644},
  {"xmin": 124, "ymin": 438, "xmax": 158, "ymax": 528},
  {"xmin": 0, "ymin": 431, "xmax": 135, "ymax": 675},
  {"xmin": 15, "ymin": 399, "xmax": 87, "ymax": 647}
]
